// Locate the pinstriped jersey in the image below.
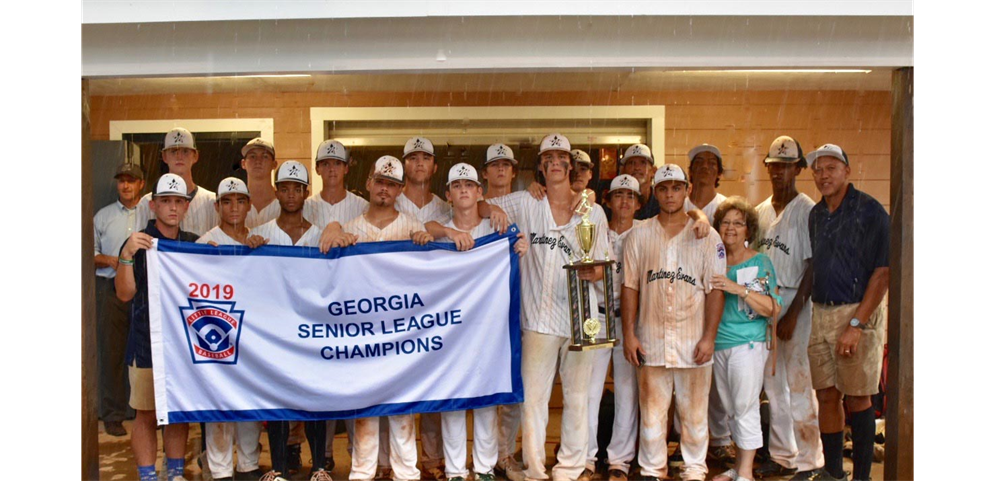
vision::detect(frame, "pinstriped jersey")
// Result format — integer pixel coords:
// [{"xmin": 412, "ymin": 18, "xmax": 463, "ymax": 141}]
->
[
  {"xmin": 304, "ymin": 191, "xmax": 369, "ymax": 229},
  {"xmin": 249, "ymin": 219, "xmax": 322, "ymax": 247},
  {"xmin": 684, "ymin": 193, "xmax": 727, "ymax": 224},
  {"xmin": 488, "ymin": 191, "xmax": 612, "ymax": 338},
  {"xmin": 594, "ymin": 219, "xmax": 646, "ymax": 339},
  {"xmin": 245, "ymin": 199, "xmax": 281, "ymax": 229},
  {"xmin": 396, "ymin": 192, "xmax": 452, "ymax": 224},
  {"xmin": 343, "ymin": 211, "xmax": 427, "ymax": 243},
  {"xmin": 133, "ymin": 186, "xmax": 218, "ymax": 237},
  {"xmin": 437, "ymin": 218, "xmax": 497, "ymax": 241},
  {"xmin": 196, "ymin": 226, "xmax": 244, "ymax": 246},
  {"xmin": 755, "ymin": 194, "xmax": 815, "ymax": 289},
  {"xmin": 623, "ymin": 218, "xmax": 726, "ymax": 367}
]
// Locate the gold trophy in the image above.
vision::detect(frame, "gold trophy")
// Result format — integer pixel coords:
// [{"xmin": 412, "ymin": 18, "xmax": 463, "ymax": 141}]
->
[{"xmin": 564, "ymin": 194, "xmax": 618, "ymax": 351}]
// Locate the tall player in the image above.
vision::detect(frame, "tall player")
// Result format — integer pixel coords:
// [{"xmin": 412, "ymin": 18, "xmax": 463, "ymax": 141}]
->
[
  {"xmin": 197, "ymin": 178, "xmax": 266, "ymax": 481},
  {"xmin": 685, "ymin": 144, "xmax": 728, "ymax": 223},
  {"xmin": 133, "ymin": 127, "xmax": 218, "ymax": 236},
  {"xmin": 570, "ymin": 150, "xmax": 595, "ymax": 193},
  {"xmin": 487, "ymin": 133, "xmax": 610, "ymax": 481},
  {"xmin": 619, "ymin": 144, "xmax": 658, "ymax": 220},
  {"xmin": 621, "ymin": 165, "xmax": 726, "ymax": 481},
  {"xmin": 249, "ymin": 161, "xmax": 330, "ymax": 481},
  {"xmin": 337, "ymin": 155, "xmax": 433, "ymax": 481},
  {"xmin": 483, "ymin": 143, "xmax": 519, "ymax": 201},
  {"xmin": 751, "ymin": 136, "xmax": 830, "ymax": 481},
  {"xmin": 240, "ymin": 137, "xmax": 281, "ymax": 228},
  {"xmin": 117, "ymin": 173, "xmax": 200, "ymax": 481},
  {"xmin": 436, "ymin": 163, "xmax": 527, "ymax": 481},
  {"xmin": 583, "ymin": 174, "xmax": 644, "ymax": 481},
  {"xmin": 305, "ymin": 139, "xmax": 369, "ymax": 229}
]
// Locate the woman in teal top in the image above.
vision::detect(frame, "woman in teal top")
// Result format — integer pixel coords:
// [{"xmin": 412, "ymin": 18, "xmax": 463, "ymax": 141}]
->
[{"xmin": 708, "ymin": 196, "xmax": 783, "ymax": 481}]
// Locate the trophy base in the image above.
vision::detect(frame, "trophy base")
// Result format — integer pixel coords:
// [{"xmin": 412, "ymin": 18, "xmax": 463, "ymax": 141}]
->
[{"xmin": 568, "ymin": 338, "xmax": 619, "ymax": 351}]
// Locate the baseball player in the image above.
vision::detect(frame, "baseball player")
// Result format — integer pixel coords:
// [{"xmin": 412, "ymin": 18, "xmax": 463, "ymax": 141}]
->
[
  {"xmin": 570, "ymin": 150, "xmax": 595, "ymax": 193},
  {"xmin": 435, "ymin": 163, "xmax": 528, "ymax": 481},
  {"xmin": 397, "ymin": 136, "xmax": 452, "ymax": 225},
  {"xmin": 480, "ymin": 143, "xmax": 526, "ymax": 481},
  {"xmin": 583, "ymin": 174, "xmax": 644, "ymax": 481},
  {"xmin": 482, "ymin": 143, "xmax": 519, "ymax": 200},
  {"xmin": 487, "ymin": 133, "xmax": 610, "ymax": 481},
  {"xmin": 620, "ymin": 164, "xmax": 726, "ymax": 481},
  {"xmin": 336, "ymin": 155, "xmax": 433, "ymax": 481},
  {"xmin": 807, "ymin": 144, "xmax": 889, "ymax": 481},
  {"xmin": 751, "ymin": 136, "xmax": 830, "ymax": 480},
  {"xmin": 116, "ymin": 173, "xmax": 200, "ymax": 481},
  {"xmin": 133, "ymin": 127, "xmax": 218, "ymax": 236},
  {"xmin": 240, "ymin": 137, "xmax": 281, "ymax": 229},
  {"xmin": 196, "ymin": 178, "xmax": 266, "ymax": 481},
  {"xmin": 619, "ymin": 144, "xmax": 658, "ymax": 220},
  {"xmin": 685, "ymin": 144, "xmax": 728, "ymax": 224},
  {"xmin": 248, "ymin": 161, "xmax": 329, "ymax": 481},
  {"xmin": 93, "ymin": 162, "xmax": 145, "ymax": 437},
  {"xmin": 304, "ymin": 139, "xmax": 369, "ymax": 229}
]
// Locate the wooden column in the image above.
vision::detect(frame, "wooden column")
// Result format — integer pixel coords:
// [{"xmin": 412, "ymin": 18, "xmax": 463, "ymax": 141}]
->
[
  {"xmin": 885, "ymin": 67, "xmax": 913, "ymax": 481},
  {"xmin": 82, "ymin": 78, "xmax": 99, "ymax": 481}
]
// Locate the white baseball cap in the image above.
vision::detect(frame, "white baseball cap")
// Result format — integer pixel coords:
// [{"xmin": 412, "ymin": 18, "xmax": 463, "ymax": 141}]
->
[
  {"xmin": 153, "ymin": 173, "xmax": 190, "ymax": 198},
  {"xmin": 162, "ymin": 128, "xmax": 196, "ymax": 151},
  {"xmin": 806, "ymin": 143, "xmax": 849, "ymax": 167},
  {"xmin": 485, "ymin": 143, "xmax": 517, "ymax": 165},
  {"xmin": 687, "ymin": 144, "xmax": 723, "ymax": 162},
  {"xmin": 608, "ymin": 174, "xmax": 640, "ymax": 195},
  {"xmin": 241, "ymin": 137, "xmax": 274, "ymax": 158},
  {"xmin": 652, "ymin": 164, "xmax": 689, "ymax": 187},
  {"xmin": 403, "ymin": 137, "xmax": 435, "ymax": 158},
  {"xmin": 275, "ymin": 160, "xmax": 309, "ymax": 185},
  {"xmin": 316, "ymin": 139, "xmax": 349, "ymax": 163},
  {"xmin": 571, "ymin": 149, "xmax": 593, "ymax": 166},
  {"xmin": 765, "ymin": 136, "xmax": 806, "ymax": 166},
  {"xmin": 447, "ymin": 162, "xmax": 480, "ymax": 185},
  {"xmin": 538, "ymin": 133, "xmax": 571, "ymax": 155},
  {"xmin": 621, "ymin": 144, "xmax": 653, "ymax": 164},
  {"xmin": 217, "ymin": 177, "xmax": 250, "ymax": 199},
  {"xmin": 373, "ymin": 155, "xmax": 405, "ymax": 184}
]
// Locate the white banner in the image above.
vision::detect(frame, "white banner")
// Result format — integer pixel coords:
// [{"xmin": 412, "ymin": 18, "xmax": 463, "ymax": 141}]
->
[{"xmin": 147, "ymin": 227, "xmax": 523, "ymax": 425}]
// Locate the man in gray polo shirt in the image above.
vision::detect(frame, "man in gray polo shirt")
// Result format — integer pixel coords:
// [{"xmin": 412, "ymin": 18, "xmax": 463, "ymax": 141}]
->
[{"xmin": 93, "ymin": 162, "xmax": 145, "ymax": 437}]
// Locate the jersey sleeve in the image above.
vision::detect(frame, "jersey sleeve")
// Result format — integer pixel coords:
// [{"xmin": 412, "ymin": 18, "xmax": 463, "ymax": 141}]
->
[
  {"xmin": 133, "ymin": 194, "xmax": 152, "ymax": 232},
  {"xmin": 622, "ymin": 229, "xmax": 641, "ymax": 292},
  {"xmin": 702, "ymin": 230, "xmax": 728, "ymax": 294},
  {"xmin": 487, "ymin": 191, "xmax": 527, "ymax": 224},
  {"xmin": 800, "ymin": 202, "xmax": 813, "ymax": 261}
]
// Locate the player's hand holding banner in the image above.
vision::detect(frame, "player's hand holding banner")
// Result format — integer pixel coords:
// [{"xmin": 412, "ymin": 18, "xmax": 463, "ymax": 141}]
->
[{"xmin": 146, "ymin": 227, "xmax": 523, "ymax": 425}]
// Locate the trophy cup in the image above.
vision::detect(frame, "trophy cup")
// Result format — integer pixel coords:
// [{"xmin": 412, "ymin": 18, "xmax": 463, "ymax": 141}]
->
[{"xmin": 564, "ymin": 195, "xmax": 618, "ymax": 351}]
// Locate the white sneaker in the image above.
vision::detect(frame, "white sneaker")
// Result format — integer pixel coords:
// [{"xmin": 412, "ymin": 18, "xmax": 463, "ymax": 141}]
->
[{"xmin": 311, "ymin": 468, "xmax": 335, "ymax": 481}]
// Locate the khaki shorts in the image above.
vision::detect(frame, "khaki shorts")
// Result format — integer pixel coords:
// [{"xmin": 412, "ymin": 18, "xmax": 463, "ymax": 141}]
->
[
  {"xmin": 808, "ymin": 302, "xmax": 885, "ymax": 396},
  {"xmin": 128, "ymin": 362, "xmax": 156, "ymax": 411}
]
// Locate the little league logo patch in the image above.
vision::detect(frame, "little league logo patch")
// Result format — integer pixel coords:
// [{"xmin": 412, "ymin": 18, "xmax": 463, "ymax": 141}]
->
[
  {"xmin": 716, "ymin": 242, "xmax": 726, "ymax": 259},
  {"xmin": 179, "ymin": 300, "xmax": 244, "ymax": 364}
]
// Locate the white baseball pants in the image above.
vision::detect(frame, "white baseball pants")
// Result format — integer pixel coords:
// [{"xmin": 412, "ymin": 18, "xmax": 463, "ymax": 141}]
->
[
  {"xmin": 638, "ymin": 365, "xmax": 711, "ymax": 481},
  {"xmin": 350, "ymin": 415, "xmax": 421, "ymax": 481},
  {"xmin": 205, "ymin": 421, "xmax": 262, "ymax": 478},
  {"xmin": 712, "ymin": 343, "xmax": 768, "ymax": 451},
  {"xmin": 586, "ymin": 341, "xmax": 638, "ymax": 472},
  {"xmin": 441, "ymin": 406, "xmax": 499, "ymax": 477}
]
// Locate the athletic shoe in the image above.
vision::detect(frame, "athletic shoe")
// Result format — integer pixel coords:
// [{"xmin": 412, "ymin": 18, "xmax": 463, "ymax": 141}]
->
[
  {"xmin": 667, "ymin": 448, "xmax": 684, "ymax": 469},
  {"xmin": 477, "ymin": 473, "xmax": 497, "ymax": 481},
  {"xmin": 707, "ymin": 445, "xmax": 736, "ymax": 468},
  {"xmin": 259, "ymin": 470, "xmax": 289, "ymax": 481},
  {"xmin": 287, "ymin": 444, "xmax": 303, "ymax": 474},
  {"xmin": 754, "ymin": 459, "xmax": 797, "ymax": 479},
  {"xmin": 425, "ymin": 467, "xmax": 447, "ymax": 481},
  {"xmin": 789, "ymin": 468, "xmax": 849, "ymax": 481},
  {"xmin": 577, "ymin": 468, "xmax": 595, "ymax": 481},
  {"xmin": 375, "ymin": 467, "xmax": 393, "ymax": 480},
  {"xmin": 235, "ymin": 469, "xmax": 264, "ymax": 481},
  {"xmin": 494, "ymin": 457, "xmax": 524, "ymax": 481},
  {"xmin": 447, "ymin": 477, "xmax": 465, "ymax": 481},
  {"xmin": 607, "ymin": 469, "xmax": 627, "ymax": 481},
  {"xmin": 311, "ymin": 468, "xmax": 334, "ymax": 481}
]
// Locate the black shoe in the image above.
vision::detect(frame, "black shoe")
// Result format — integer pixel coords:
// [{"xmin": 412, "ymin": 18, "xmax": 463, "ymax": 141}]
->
[
  {"xmin": 104, "ymin": 420, "xmax": 127, "ymax": 437},
  {"xmin": 789, "ymin": 468, "xmax": 848, "ymax": 481},
  {"xmin": 754, "ymin": 459, "xmax": 796, "ymax": 479},
  {"xmin": 235, "ymin": 469, "xmax": 264, "ymax": 481},
  {"xmin": 287, "ymin": 443, "xmax": 302, "ymax": 474},
  {"xmin": 324, "ymin": 457, "xmax": 335, "ymax": 472},
  {"xmin": 667, "ymin": 449, "xmax": 683, "ymax": 469}
]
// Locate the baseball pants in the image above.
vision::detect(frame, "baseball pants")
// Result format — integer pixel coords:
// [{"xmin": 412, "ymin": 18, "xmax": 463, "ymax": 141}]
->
[
  {"xmin": 205, "ymin": 421, "xmax": 262, "ymax": 478},
  {"xmin": 707, "ymin": 375, "xmax": 733, "ymax": 447},
  {"xmin": 441, "ymin": 406, "xmax": 499, "ymax": 477},
  {"xmin": 586, "ymin": 339, "xmax": 638, "ymax": 473},
  {"xmin": 712, "ymin": 343, "xmax": 769, "ymax": 451},
  {"xmin": 638, "ymin": 365, "xmax": 711, "ymax": 481},
  {"xmin": 351, "ymin": 415, "xmax": 420, "ymax": 481},
  {"xmin": 498, "ymin": 404, "xmax": 522, "ymax": 461},
  {"xmin": 762, "ymin": 288, "xmax": 824, "ymax": 472},
  {"xmin": 521, "ymin": 330, "xmax": 593, "ymax": 481}
]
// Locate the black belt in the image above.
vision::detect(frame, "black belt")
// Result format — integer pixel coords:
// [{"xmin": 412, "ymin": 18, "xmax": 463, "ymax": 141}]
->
[
  {"xmin": 814, "ymin": 300, "xmax": 857, "ymax": 307},
  {"xmin": 597, "ymin": 306, "xmax": 622, "ymax": 317}
]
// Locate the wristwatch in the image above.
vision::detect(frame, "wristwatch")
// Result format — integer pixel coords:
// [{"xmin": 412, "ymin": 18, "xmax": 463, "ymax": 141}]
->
[{"xmin": 849, "ymin": 317, "xmax": 868, "ymax": 330}]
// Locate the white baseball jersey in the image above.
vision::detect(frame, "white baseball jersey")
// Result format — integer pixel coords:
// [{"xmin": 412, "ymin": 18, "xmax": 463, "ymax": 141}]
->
[
  {"xmin": 304, "ymin": 191, "xmax": 369, "ymax": 229},
  {"xmin": 437, "ymin": 218, "xmax": 497, "ymax": 241},
  {"xmin": 249, "ymin": 219, "xmax": 322, "ymax": 247},
  {"xmin": 595, "ymin": 219, "xmax": 647, "ymax": 313},
  {"xmin": 396, "ymin": 192, "xmax": 453, "ymax": 224},
  {"xmin": 196, "ymin": 226, "xmax": 244, "ymax": 246},
  {"xmin": 133, "ymin": 186, "xmax": 218, "ymax": 236},
  {"xmin": 245, "ymin": 199, "xmax": 281, "ymax": 229},
  {"xmin": 755, "ymin": 194, "xmax": 815, "ymax": 289},
  {"xmin": 622, "ymin": 218, "xmax": 726, "ymax": 367},
  {"xmin": 684, "ymin": 192, "xmax": 727, "ymax": 224},
  {"xmin": 488, "ymin": 191, "xmax": 611, "ymax": 338},
  {"xmin": 343, "ymin": 211, "xmax": 427, "ymax": 243}
]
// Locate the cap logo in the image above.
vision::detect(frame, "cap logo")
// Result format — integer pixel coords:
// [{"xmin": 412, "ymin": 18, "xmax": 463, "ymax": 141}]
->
[
  {"xmin": 226, "ymin": 180, "xmax": 238, "ymax": 191},
  {"xmin": 495, "ymin": 145, "xmax": 507, "ymax": 156},
  {"xmin": 620, "ymin": 177, "xmax": 631, "ymax": 186},
  {"xmin": 776, "ymin": 142, "xmax": 790, "ymax": 156},
  {"xmin": 413, "ymin": 138, "xmax": 425, "ymax": 150},
  {"xmin": 664, "ymin": 165, "xmax": 673, "ymax": 175},
  {"xmin": 458, "ymin": 165, "xmax": 469, "ymax": 176},
  {"xmin": 382, "ymin": 162, "xmax": 396, "ymax": 175},
  {"xmin": 168, "ymin": 179, "xmax": 179, "ymax": 190},
  {"xmin": 288, "ymin": 165, "xmax": 301, "ymax": 177},
  {"xmin": 326, "ymin": 144, "xmax": 337, "ymax": 155},
  {"xmin": 549, "ymin": 135, "xmax": 562, "ymax": 147},
  {"xmin": 172, "ymin": 132, "xmax": 185, "ymax": 144}
]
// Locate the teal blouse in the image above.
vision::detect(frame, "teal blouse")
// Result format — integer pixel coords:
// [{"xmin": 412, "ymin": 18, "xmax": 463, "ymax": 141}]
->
[{"xmin": 715, "ymin": 252, "xmax": 783, "ymax": 351}]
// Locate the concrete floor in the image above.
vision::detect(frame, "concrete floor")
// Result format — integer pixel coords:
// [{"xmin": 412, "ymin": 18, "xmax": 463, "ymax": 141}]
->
[{"xmin": 98, "ymin": 412, "xmax": 883, "ymax": 481}]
